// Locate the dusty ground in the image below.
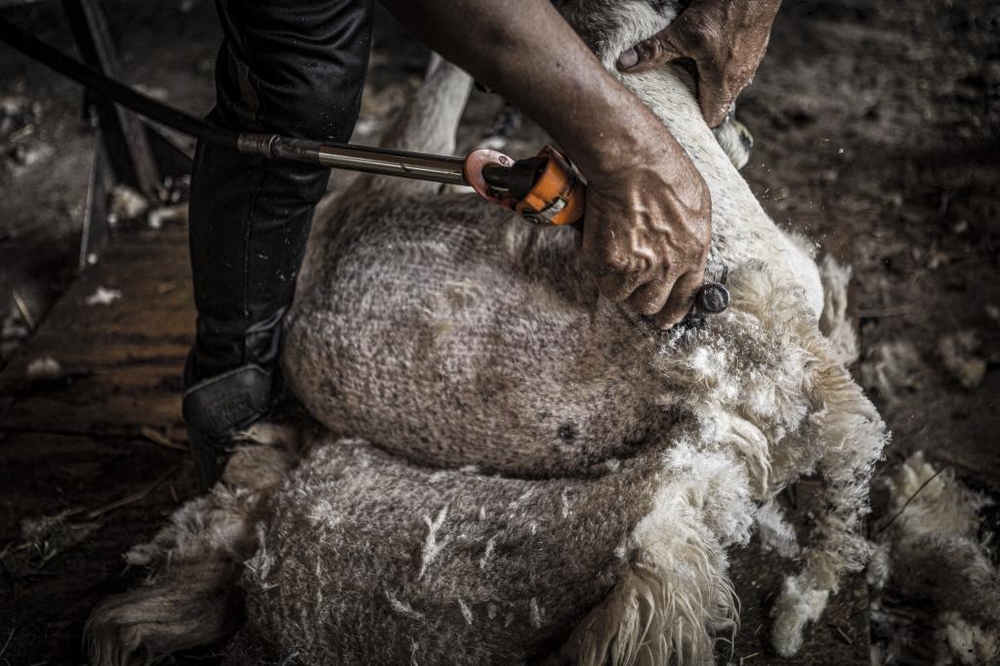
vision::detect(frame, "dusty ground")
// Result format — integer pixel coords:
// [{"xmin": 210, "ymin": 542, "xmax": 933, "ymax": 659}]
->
[{"xmin": 0, "ymin": 0, "xmax": 998, "ymax": 663}]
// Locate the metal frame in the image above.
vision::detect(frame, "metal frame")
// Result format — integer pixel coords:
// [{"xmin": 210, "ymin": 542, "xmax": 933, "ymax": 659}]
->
[{"xmin": 2, "ymin": 0, "xmax": 194, "ymax": 265}]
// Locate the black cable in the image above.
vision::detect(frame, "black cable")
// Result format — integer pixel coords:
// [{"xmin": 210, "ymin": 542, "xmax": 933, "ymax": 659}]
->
[{"xmin": 0, "ymin": 15, "xmax": 239, "ymax": 150}]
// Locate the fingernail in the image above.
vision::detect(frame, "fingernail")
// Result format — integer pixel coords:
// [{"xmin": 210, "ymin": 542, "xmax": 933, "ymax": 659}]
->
[{"xmin": 617, "ymin": 48, "xmax": 639, "ymax": 70}]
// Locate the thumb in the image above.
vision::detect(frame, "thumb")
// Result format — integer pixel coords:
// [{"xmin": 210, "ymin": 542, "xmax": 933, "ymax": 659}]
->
[{"xmin": 616, "ymin": 31, "xmax": 683, "ymax": 74}]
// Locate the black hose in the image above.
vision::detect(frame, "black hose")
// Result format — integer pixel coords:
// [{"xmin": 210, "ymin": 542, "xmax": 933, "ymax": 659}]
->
[{"xmin": 0, "ymin": 16, "xmax": 239, "ymax": 150}]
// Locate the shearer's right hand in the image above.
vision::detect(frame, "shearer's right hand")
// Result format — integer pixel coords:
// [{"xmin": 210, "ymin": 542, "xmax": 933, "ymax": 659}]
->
[{"xmin": 576, "ymin": 107, "xmax": 712, "ymax": 329}]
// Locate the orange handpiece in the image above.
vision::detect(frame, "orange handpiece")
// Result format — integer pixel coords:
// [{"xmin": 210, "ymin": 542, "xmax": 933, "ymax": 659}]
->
[
  {"xmin": 514, "ymin": 146, "xmax": 586, "ymax": 226},
  {"xmin": 465, "ymin": 145, "xmax": 587, "ymax": 227}
]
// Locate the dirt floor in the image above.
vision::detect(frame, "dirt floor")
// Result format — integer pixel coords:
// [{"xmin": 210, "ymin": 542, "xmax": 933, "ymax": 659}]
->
[{"xmin": 0, "ymin": 0, "xmax": 998, "ymax": 664}]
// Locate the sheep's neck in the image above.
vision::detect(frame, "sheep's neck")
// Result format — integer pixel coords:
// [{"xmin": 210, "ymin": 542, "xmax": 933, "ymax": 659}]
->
[{"xmin": 618, "ymin": 71, "xmax": 773, "ymax": 244}]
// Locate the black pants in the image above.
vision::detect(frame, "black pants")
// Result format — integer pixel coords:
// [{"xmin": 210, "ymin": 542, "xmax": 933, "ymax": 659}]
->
[{"xmin": 187, "ymin": 0, "xmax": 373, "ymax": 386}]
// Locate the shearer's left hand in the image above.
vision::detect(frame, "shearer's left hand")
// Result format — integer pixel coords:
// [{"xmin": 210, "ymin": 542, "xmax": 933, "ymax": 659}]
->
[{"xmin": 616, "ymin": 0, "xmax": 782, "ymax": 127}]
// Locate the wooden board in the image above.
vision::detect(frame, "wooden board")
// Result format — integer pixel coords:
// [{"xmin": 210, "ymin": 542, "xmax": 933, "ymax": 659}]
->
[{"xmin": 0, "ymin": 225, "xmax": 201, "ymax": 666}]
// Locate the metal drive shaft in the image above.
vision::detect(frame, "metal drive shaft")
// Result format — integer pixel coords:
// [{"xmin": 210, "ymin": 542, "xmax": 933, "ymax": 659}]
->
[{"xmin": 237, "ymin": 134, "xmax": 468, "ymax": 186}]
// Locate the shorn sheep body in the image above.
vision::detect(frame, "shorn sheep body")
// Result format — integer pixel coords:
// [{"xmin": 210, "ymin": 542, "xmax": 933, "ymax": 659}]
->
[{"xmin": 87, "ymin": 1, "xmax": 888, "ymax": 664}]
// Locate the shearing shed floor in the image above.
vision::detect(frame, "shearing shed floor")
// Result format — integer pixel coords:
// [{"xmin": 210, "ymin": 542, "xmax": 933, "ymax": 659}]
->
[{"xmin": 1, "ymin": 0, "xmax": 998, "ymax": 664}]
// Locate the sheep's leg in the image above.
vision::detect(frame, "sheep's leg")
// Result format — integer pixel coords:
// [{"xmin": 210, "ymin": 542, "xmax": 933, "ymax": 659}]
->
[
  {"xmin": 86, "ymin": 434, "xmax": 297, "ymax": 666},
  {"xmin": 771, "ymin": 362, "xmax": 887, "ymax": 656},
  {"xmin": 357, "ymin": 54, "xmax": 473, "ymax": 198},
  {"xmin": 555, "ymin": 562, "xmax": 735, "ymax": 666},
  {"xmin": 712, "ymin": 109, "xmax": 753, "ymax": 171},
  {"xmin": 554, "ymin": 448, "xmax": 749, "ymax": 666},
  {"xmin": 85, "ymin": 557, "xmax": 244, "ymax": 666}
]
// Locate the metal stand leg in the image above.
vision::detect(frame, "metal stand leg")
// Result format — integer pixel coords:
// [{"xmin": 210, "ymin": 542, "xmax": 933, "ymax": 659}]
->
[
  {"xmin": 78, "ymin": 128, "xmax": 110, "ymax": 270},
  {"xmin": 61, "ymin": 0, "xmax": 160, "ymax": 195},
  {"xmin": 57, "ymin": 0, "xmax": 192, "ymax": 268}
]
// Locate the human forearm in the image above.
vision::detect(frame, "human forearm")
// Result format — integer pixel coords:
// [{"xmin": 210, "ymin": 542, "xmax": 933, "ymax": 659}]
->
[{"xmin": 380, "ymin": 0, "xmax": 658, "ymax": 177}]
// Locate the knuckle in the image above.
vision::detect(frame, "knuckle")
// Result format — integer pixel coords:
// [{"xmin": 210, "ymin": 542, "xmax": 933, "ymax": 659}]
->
[
  {"xmin": 634, "ymin": 294, "xmax": 667, "ymax": 316},
  {"xmin": 653, "ymin": 307, "xmax": 683, "ymax": 330},
  {"xmin": 594, "ymin": 249, "xmax": 632, "ymax": 276}
]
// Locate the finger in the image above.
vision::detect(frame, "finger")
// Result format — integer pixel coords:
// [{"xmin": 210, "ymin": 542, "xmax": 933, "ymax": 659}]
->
[
  {"xmin": 580, "ymin": 223, "xmax": 652, "ymax": 303},
  {"xmin": 685, "ymin": 57, "xmax": 729, "ymax": 127},
  {"xmin": 617, "ymin": 47, "xmax": 640, "ymax": 69},
  {"xmin": 653, "ymin": 271, "xmax": 703, "ymax": 329},
  {"xmin": 627, "ymin": 272, "xmax": 677, "ymax": 317},
  {"xmin": 593, "ymin": 269, "xmax": 648, "ymax": 303},
  {"xmin": 701, "ymin": 92, "xmax": 732, "ymax": 129}
]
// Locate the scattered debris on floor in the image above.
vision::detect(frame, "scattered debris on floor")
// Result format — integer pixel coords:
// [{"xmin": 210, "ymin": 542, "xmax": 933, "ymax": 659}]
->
[
  {"xmin": 10, "ymin": 290, "xmax": 34, "ymax": 330},
  {"xmin": 938, "ymin": 330, "xmax": 988, "ymax": 390},
  {"xmin": 1, "ymin": 299, "xmax": 33, "ymax": 363},
  {"xmin": 83, "ymin": 286, "xmax": 122, "ymax": 306},
  {"xmin": 860, "ymin": 340, "xmax": 930, "ymax": 404},
  {"xmin": 107, "ymin": 185, "xmax": 150, "ymax": 227},
  {"xmin": 24, "ymin": 355, "xmax": 61, "ymax": 381},
  {"xmin": 0, "ymin": 467, "xmax": 180, "ymax": 582},
  {"xmin": 0, "ymin": 95, "xmax": 51, "ymax": 177},
  {"xmin": 140, "ymin": 425, "xmax": 187, "ymax": 452},
  {"xmin": 870, "ymin": 451, "xmax": 1000, "ymax": 665},
  {"xmin": 109, "ymin": 178, "xmax": 191, "ymax": 231}
]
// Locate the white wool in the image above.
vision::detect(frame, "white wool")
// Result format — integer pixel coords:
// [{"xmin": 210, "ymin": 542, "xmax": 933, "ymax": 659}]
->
[
  {"xmin": 560, "ymin": 443, "xmax": 751, "ymax": 665},
  {"xmin": 818, "ymin": 255, "xmax": 859, "ymax": 366},
  {"xmin": 244, "ymin": 539, "xmax": 278, "ymax": 592},
  {"xmin": 884, "ymin": 451, "xmax": 991, "ymax": 538},
  {"xmin": 386, "ymin": 591, "xmax": 424, "ymax": 620},
  {"xmin": 860, "ymin": 340, "xmax": 929, "ymax": 404},
  {"xmin": 771, "ymin": 576, "xmax": 830, "ymax": 657},
  {"xmin": 306, "ymin": 500, "xmax": 343, "ymax": 529},
  {"xmin": 561, "ymin": 488, "xmax": 573, "ymax": 519},
  {"xmin": 479, "ymin": 534, "xmax": 497, "ymax": 569},
  {"xmin": 657, "ymin": 443, "xmax": 756, "ymax": 547},
  {"xmin": 235, "ymin": 422, "xmax": 299, "ymax": 450},
  {"xmin": 865, "ymin": 542, "xmax": 891, "ymax": 590},
  {"xmin": 755, "ymin": 502, "xmax": 800, "ymax": 559},
  {"xmin": 86, "ymin": 5, "xmax": 892, "ymax": 661},
  {"xmin": 938, "ymin": 330, "xmax": 987, "ymax": 390},
  {"xmin": 935, "ymin": 612, "xmax": 999, "ymax": 665},
  {"xmin": 508, "ymin": 488, "xmax": 535, "ymax": 511},
  {"xmin": 529, "ymin": 598, "xmax": 544, "ymax": 629},
  {"xmin": 418, "ymin": 505, "xmax": 450, "ymax": 579},
  {"xmin": 458, "ymin": 599, "xmax": 474, "ymax": 626}
]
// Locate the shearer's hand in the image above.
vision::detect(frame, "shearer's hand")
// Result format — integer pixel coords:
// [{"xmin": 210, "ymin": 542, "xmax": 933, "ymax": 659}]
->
[
  {"xmin": 578, "ymin": 108, "xmax": 711, "ymax": 329},
  {"xmin": 616, "ymin": 0, "xmax": 782, "ymax": 127}
]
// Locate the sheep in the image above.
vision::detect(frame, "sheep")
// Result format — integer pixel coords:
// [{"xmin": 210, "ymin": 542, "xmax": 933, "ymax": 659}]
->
[{"xmin": 86, "ymin": 1, "xmax": 888, "ymax": 664}]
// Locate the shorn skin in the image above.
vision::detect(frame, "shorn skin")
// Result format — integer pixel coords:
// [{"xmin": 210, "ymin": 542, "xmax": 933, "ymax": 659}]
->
[{"xmin": 86, "ymin": 2, "xmax": 888, "ymax": 664}]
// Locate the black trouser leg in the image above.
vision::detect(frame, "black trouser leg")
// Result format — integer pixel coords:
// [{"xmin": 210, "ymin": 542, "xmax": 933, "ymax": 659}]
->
[{"xmin": 184, "ymin": 0, "xmax": 373, "ymax": 486}]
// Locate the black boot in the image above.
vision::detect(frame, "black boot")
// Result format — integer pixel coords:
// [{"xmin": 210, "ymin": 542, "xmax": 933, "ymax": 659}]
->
[{"xmin": 183, "ymin": 359, "xmax": 272, "ymax": 489}]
